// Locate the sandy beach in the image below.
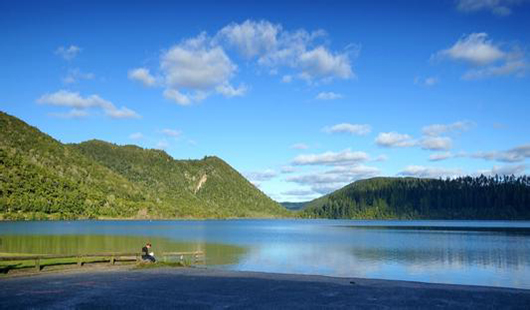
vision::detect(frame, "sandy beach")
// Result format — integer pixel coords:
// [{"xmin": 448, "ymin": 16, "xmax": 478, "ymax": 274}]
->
[{"xmin": 1, "ymin": 267, "xmax": 529, "ymax": 309}]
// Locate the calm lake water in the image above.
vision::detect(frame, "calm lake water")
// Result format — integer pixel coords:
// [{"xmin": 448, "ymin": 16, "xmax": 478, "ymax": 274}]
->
[{"xmin": 1, "ymin": 220, "xmax": 530, "ymax": 289}]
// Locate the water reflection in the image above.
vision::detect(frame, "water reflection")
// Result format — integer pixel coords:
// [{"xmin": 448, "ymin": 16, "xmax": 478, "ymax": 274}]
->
[
  {"xmin": 225, "ymin": 243, "xmax": 381, "ymax": 278},
  {"xmin": 1, "ymin": 220, "xmax": 530, "ymax": 289}
]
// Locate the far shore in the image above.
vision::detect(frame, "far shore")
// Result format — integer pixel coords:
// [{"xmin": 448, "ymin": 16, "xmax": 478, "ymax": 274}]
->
[
  {"xmin": 0, "ymin": 216, "xmax": 298, "ymax": 221},
  {"xmin": 4, "ymin": 217, "xmax": 530, "ymax": 222},
  {"xmin": 1, "ymin": 266, "xmax": 529, "ymax": 308}
]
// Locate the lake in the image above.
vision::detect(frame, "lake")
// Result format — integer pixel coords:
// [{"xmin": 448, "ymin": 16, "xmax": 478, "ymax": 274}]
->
[{"xmin": 1, "ymin": 219, "xmax": 530, "ymax": 289}]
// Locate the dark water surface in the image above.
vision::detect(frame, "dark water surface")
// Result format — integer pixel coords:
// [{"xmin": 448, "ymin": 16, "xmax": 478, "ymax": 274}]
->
[{"xmin": 1, "ymin": 220, "xmax": 530, "ymax": 289}]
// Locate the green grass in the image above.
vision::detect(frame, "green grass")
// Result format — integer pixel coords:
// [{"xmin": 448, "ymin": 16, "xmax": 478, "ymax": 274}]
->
[{"xmin": 0, "ymin": 252, "xmax": 45, "ymax": 257}]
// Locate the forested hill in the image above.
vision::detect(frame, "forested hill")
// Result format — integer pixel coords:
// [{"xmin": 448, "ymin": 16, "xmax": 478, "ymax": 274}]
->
[
  {"xmin": 0, "ymin": 111, "xmax": 289, "ymax": 220},
  {"xmin": 302, "ymin": 177, "xmax": 530, "ymax": 220}
]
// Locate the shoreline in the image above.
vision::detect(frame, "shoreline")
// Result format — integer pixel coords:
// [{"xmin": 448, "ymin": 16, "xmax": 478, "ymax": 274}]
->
[
  {"xmin": 4, "ymin": 218, "xmax": 530, "ymax": 222},
  {"xmin": 0, "ymin": 216, "xmax": 297, "ymax": 222},
  {"xmin": 2, "ymin": 267, "xmax": 529, "ymax": 308}
]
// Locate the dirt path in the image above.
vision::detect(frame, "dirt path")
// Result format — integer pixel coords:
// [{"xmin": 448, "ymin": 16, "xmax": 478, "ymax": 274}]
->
[{"xmin": 1, "ymin": 267, "xmax": 529, "ymax": 309}]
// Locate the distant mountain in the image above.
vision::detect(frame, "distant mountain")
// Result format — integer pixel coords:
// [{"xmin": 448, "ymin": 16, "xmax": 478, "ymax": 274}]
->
[
  {"xmin": 0, "ymin": 111, "xmax": 289, "ymax": 220},
  {"xmin": 301, "ymin": 177, "xmax": 530, "ymax": 220},
  {"xmin": 280, "ymin": 201, "xmax": 309, "ymax": 211}
]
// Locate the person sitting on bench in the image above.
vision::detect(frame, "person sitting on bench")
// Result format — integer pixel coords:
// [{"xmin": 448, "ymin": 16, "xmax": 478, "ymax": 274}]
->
[{"xmin": 142, "ymin": 243, "xmax": 156, "ymax": 262}]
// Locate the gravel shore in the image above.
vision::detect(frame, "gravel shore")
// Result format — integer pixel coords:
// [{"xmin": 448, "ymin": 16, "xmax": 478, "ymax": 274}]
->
[{"xmin": 1, "ymin": 267, "xmax": 529, "ymax": 309}]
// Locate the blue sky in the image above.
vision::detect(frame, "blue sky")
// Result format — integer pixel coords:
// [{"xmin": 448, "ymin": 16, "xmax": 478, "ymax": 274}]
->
[{"xmin": 1, "ymin": 0, "xmax": 529, "ymax": 202}]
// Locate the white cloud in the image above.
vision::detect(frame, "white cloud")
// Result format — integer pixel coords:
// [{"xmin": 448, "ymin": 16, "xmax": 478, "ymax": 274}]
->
[
  {"xmin": 477, "ymin": 164, "xmax": 526, "ymax": 176},
  {"xmin": 429, "ymin": 152, "xmax": 453, "ymax": 161},
  {"xmin": 62, "ymin": 68, "xmax": 94, "ymax": 84},
  {"xmin": 215, "ymin": 83, "xmax": 247, "ymax": 97},
  {"xmin": 48, "ymin": 109, "xmax": 89, "ymax": 119},
  {"xmin": 280, "ymin": 166, "xmax": 297, "ymax": 173},
  {"xmin": 298, "ymin": 46, "xmax": 353, "ymax": 80},
  {"xmin": 414, "ymin": 76, "xmax": 439, "ymax": 86},
  {"xmin": 420, "ymin": 136, "xmax": 453, "ymax": 151},
  {"xmin": 129, "ymin": 132, "xmax": 144, "ymax": 140},
  {"xmin": 38, "ymin": 90, "xmax": 98, "ymax": 108},
  {"xmin": 162, "ymin": 34, "xmax": 236, "ymax": 90},
  {"xmin": 105, "ymin": 107, "xmax": 140, "ymax": 119},
  {"xmin": 398, "ymin": 165, "xmax": 463, "ymax": 178},
  {"xmin": 161, "ymin": 129, "xmax": 182, "ymax": 138},
  {"xmin": 281, "ymin": 75, "xmax": 293, "ymax": 83},
  {"xmin": 133, "ymin": 19, "xmax": 356, "ymax": 104},
  {"xmin": 462, "ymin": 58, "xmax": 527, "ymax": 79},
  {"xmin": 256, "ymin": 28, "xmax": 323, "ymax": 64},
  {"xmin": 218, "ymin": 19, "xmax": 355, "ymax": 82},
  {"xmin": 373, "ymin": 154, "xmax": 388, "ymax": 162},
  {"xmin": 375, "ymin": 132, "xmax": 416, "ymax": 148},
  {"xmin": 292, "ymin": 149, "xmax": 369, "ymax": 166},
  {"xmin": 291, "ymin": 143, "xmax": 309, "ymax": 150},
  {"xmin": 315, "ymin": 92, "xmax": 343, "ymax": 100},
  {"xmin": 160, "ymin": 33, "xmax": 238, "ymax": 105},
  {"xmin": 434, "ymin": 33, "xmax": 527, "ymax": 79},
  {"xmin": 424, "ymin": 77, "xmax": 439, "ymax": 86},
  {"xmin": 216, "ymin": 20, "xmax": 281, "ymax": 59},
  {"xmin": 37, "ymin": 90, "xmax": 141, "ymax": 119},
  {"xmin": 422, "ymin": 121, "xmax": 475, "ymax": 136},
  {"xmin": 323, "ymin": 123, "xmax": 371, "ymax": 135},
  {"xmin": 376, "ymin": 123, "xmax": 471, "ymax": 151},
  {"xmin": 456, "ymin": 0, "xmax": 527, "ymax": 16},
  {"xmin": 128, "ymin": 68, "xmax": 156, "ymax": 87},
  {"xmin": 326, "ymin": 165, "xmax": 381, "ymax": 178},
  {"xmin": 245, "ymin": 169, "xmax": 278, "ymax": 182},
  {"xmin": 55, "ymin": 45, "xmax": 81, "ymax": 60},
  {"xmin": 163, "ymin": 89, "xmax": 192, "ymax": 105},
  {"xmin": 286, "ymin": 164, "xmax": 380, "ymax": 194},
  {"xmin": 472, "ymin": 144, "xmax": 530, "ymax": 162},
  {"xmin": 288, "ymin": 173, "xmax": 349, "ymax": 185},
  {"xmin": 435, "ymin": 33, "xmax": 505, "ymax": 65}
]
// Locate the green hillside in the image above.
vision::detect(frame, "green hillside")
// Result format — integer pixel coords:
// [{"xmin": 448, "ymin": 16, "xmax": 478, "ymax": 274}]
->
[
  {"xmin": 0, "ymin": 111, "xmax": 288, "ymax": 220},
  {"xmin": 302, "ymin": 177, "xmax": 530, "ymax": 220},
  {"xmin": 71, "ymin": 140, "xmax": 288, "ymax": 218}
]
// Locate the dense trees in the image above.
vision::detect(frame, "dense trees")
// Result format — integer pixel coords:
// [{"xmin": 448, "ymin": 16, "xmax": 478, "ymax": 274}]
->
[
  {"xmin": 0, "ymin": 112, "xmax": 288, "ymax": 220},
  {"xmin": 72, "ymin": 140, "xmax": 289, "ymax": 218},
  {"xmin": 302, "ymin": 176, "xmax": 530, "ymax": 220}
]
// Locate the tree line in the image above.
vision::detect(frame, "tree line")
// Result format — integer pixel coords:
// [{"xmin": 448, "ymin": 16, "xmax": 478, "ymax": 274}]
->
[{"xmin": 302, "ymin": 176, "xmax": 530, "ymax": 220}]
